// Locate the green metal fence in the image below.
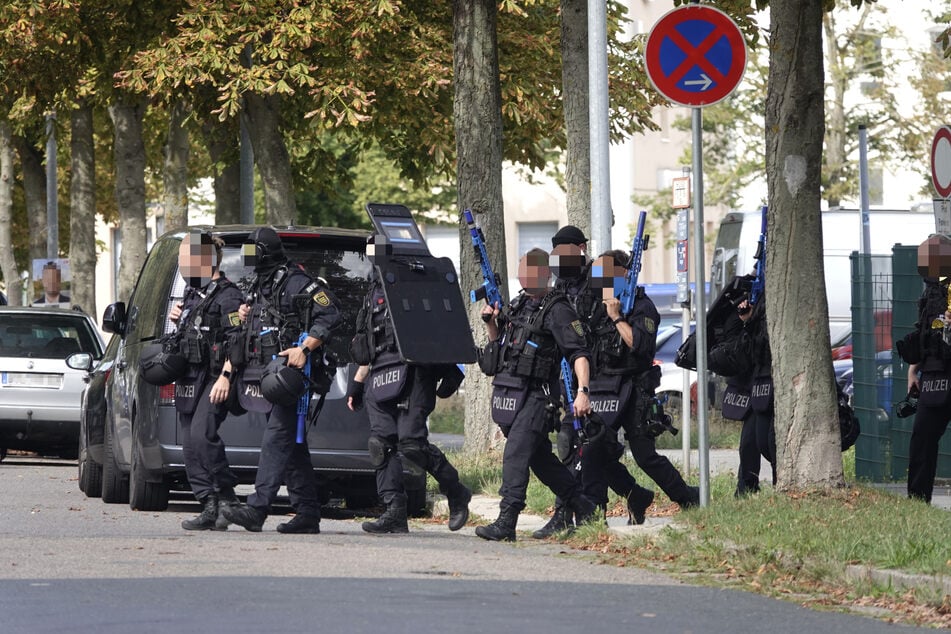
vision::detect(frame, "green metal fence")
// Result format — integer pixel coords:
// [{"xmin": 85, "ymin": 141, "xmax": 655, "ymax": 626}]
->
[{"xmin": 852, "ymin": 246, "xmax": 951, "ymax": 481}]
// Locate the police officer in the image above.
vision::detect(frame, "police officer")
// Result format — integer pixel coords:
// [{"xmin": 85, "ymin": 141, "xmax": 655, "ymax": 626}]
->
[
  {"xmin": 897, "ymin": 236, "xmax": 951, "ymax": 504},
  {"xmin": 476, "ymin": 248, "xmax": 597, "ymax": 542},
  {"xmin": 172, "ymin": 231, "xmax": 244, "ymax": 531},
  {"xmin": 346, "ymin": 264, "xmax": 472, "ymax": 534},
  {"xmin": 586, "ymin": 251, "xmax": 697, "ymax": 508},
  {"xmin": 223, "ymin": 227, "xmax": 342, "ymax": 533},
  {"xmin": 710, "ymin": 289, "xmax": 776, "ymax": 495},
  {"xmin": 533, "ymin": 231, "xmax": 658, "ymax": 538}
]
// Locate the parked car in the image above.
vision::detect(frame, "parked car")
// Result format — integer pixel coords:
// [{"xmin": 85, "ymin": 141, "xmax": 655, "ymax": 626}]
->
[
  {"xmin": 0, "ymin": 306, "xmax": 105, "ymax": 460},
  {"xmin": 69, "ymin": 334, "xmax": 120, "ymax": 496},
  {"xmin": 90, "ymin": 226, "xmax": 423, "ymax": 513}
]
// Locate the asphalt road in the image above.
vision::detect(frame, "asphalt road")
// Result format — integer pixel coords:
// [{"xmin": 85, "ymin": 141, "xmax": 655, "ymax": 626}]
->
[{"xmin": 0, "ymin": 457, "xmax": 923, "ymax": 634}]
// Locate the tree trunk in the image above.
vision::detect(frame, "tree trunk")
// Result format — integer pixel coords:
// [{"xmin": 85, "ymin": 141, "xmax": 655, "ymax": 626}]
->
[
  {"xmin": 766, "ymin": 0, "xmax": 844, "ymax": 490},
  {"xmin": 69, "ymin": 102, "xmax": 97, "ymax": 319},
  {"xmin": 453, "ymin": 0, "xmax": 507, "ymax": 454},
  {"xmin": 201, "ymin": 117, "xmax": 240, "ymax": 225},
  {"xmin": 244, "ymin": 92, "xmax": 296, "ymax": 225},
  {"xmin": 0, "ymin": 122, "xmax": 23, "ymax": 306},
  {"xmin": 560, "ymin": 0, "xmax": 590, "ymax": 234},
  {"xmin": 14, "ymin": 135, "xmax": 48, "ymax": 264},
  {"xmin": 163, "ymin": 99, "xmax": 190, "ymax": 230},
  {"xmin": 108, "ymin": 98, "xmax": 148, "ymax": 303}
]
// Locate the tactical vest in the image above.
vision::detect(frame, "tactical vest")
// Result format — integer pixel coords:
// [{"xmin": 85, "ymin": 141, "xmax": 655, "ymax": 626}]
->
[
  {"xmin": 366, "ymin": 284, "xmax": 397, "ymax": 362},
  {"xmin": 495, "ymin": 291, "xmax": 565, "ymax": 381},
  {"xmin": 244, "ymin": 266, "xmax": 314, "ymax": 365},
  {"xmin": 176, "ymin": 279, "xmax": 234, "ymax": 372},
  {"xmin": 589, "ymin": 287, "xmax": 649, "ymax": 376},
  {"xmin": 918, "ymin": 278, "xmax": 951, "ymax": 371}
]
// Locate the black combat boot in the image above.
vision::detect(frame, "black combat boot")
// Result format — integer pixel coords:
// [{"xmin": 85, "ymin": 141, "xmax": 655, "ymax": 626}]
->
[
  {"xmin": 626, "ymin": 485, "xmax": 655, "ymax": 525},
  {"xmin": 215, "ymin": 486, "xmax": 239, "ymax": 530},
  {"xmin": 475, "ymin": 506, "xmax": 519, "ymax": 542},
  {"xmin": 447, "ymin": 483, "xmax": 472, "ymax": 532},
  {"xmin": 182, "ymin": 494, "xmax": 225, "ymax": 531},
  {"xmin": 221, "ymin": 502, "xmax": 267, "ymax": 532},
  {"xmin": 568, "ymin": 494, "xmax": 598, "ymax": 527},
  {"xmin": 277, "ymin": 513, "xmax": 321, "ymax": 534},
  {"xmin": 362, "ymin": 497, "xmax": 409, "ymax": 534},
  {"xmin": 532, "ymin": 504, "xmax": 573, "ymax": 539},
  {"xmin": 678, "ymin": 486, "xmax": 701, "ymax": 509}
]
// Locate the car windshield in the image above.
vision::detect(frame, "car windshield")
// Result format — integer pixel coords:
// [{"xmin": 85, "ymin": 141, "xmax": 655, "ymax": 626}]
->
[{"xmin": 0, "ymin": 313, "xmax": 101, "ymax": 359}]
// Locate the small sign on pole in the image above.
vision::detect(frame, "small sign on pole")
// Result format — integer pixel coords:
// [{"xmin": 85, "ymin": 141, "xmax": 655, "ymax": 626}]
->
[
  {"xmin": 672, "ymin": 176, "xmax": 691, "ymax": 209},
  {"xmin": 934, "ymin": 198, "xmax": 951, "ymax": 236}
]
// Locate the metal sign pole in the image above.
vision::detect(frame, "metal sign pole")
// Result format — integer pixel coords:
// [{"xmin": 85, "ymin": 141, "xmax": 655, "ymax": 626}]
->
[
  {"xmin": 692, "ymin": 107, "xmax": 710, "ymax": 506},
  {"xmin": 673, "ymin": 174, "xmax": 691, "ymax": 474}
]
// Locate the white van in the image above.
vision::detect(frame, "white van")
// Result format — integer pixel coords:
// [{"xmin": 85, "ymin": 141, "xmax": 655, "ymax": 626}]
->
[{"xmin": 710, "ymin": 206, "xmax": 936, "ymax": 321}]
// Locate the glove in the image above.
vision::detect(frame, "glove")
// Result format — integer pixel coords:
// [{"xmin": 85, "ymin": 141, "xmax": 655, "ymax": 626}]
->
[
  {"xmin": 435, "ymin": 365, "xmax": 465, "ymax": 399},
  {"xmin": 347, "ymin": 380, "xmax": 365, "ymax": 411}
]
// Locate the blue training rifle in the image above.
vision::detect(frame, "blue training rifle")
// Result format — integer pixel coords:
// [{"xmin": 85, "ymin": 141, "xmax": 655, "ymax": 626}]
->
[
  {"xmin": 749, "ymin": 205, "xmax": 767, "ymax": 306},
  {"xmin": 296, "ymin": 332, "xmax": 311, "ymax": 444},
  {"xmin": 619, "ymin": 210, "xmax": 649, "ymax": 317},
  {"xmin": 560, "ymin": 357, "xmax": 586, "ymax": 442},
  {"xmin": 463, "ymin": 209, "xmax": 504, "ymax": 320}
]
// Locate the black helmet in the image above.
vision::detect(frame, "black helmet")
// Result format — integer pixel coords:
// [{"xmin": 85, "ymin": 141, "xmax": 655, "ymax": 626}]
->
[
  {"xmin": 260, "ymin": 357, "xmax": 307, "ymax": 406},
  {"xmin": 244, "ymin": 227, "xmax": 287, "ymax": 273},
  {"xmin": 139, "ymin": 342, "xmax": 188, "ymax": 386}
]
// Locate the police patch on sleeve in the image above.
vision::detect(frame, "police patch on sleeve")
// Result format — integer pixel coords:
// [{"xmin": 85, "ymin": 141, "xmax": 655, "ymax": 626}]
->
[
  {"xmin": 644, "ymin": 317, "xmax": 656, "ymax": 334},
  {"xmin": 228, "ymin": 311, "xmax": 241, "ymax": 326},
  {"xmin": 313, "ymin": 291, "xmax": 331, "ymax": 307},
  {"xmin": 570, "ymin": 320, "xmax": 584, "ymax": 337}
]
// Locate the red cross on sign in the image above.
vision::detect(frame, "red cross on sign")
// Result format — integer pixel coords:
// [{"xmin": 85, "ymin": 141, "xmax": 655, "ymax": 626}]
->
[{"xmin": 645, "ymin": 5, "xmax": 747, "ymax": 107}]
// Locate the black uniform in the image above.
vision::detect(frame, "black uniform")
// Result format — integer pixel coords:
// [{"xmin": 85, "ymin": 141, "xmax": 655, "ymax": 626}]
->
[
  {"xmin": 175, "ymin": 275, "xmax": 244, "ymax": 509},
  {"xmin": 234, "ymin": 262, "xmax": 341, "ymax": 525},
  {"xmin": 477, "ymin": 289, "xmax": 595, "ymax": 541},
  {"xmin": 900, "ymin": 277, "xmax": 951, "ymax": 503},
  {"xmin": 582, "ymin": 283, "xmax": 698, "ymax": 508},
  {"xmin": 710, "ymin": 299, "xmax": 775, "ymax": 494},
  {"xmin": 355, "ymin": 282, "xmax": 470, "ymax": 533}
]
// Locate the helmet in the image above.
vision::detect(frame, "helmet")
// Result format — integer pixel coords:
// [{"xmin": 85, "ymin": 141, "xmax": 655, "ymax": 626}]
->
[
  {"xmin": 260, "ymin": 357, "xmax": 307, "ymax": 406},
  {"xmin": 139, "ymin": 342, "xmax": 188, "ymax": 386},
  {"xmin": 244, "ymin": 227, "xmax": 287, "ymax": 273}
]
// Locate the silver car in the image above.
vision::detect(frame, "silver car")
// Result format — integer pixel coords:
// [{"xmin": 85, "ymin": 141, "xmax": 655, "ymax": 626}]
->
[{"xmin": 0, "ymin": 306, "xmax": 104, "ymax": 460}]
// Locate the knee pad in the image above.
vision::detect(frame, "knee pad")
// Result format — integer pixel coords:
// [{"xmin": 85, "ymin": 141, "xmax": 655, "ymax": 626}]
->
[
  {"xmin": 368, "ymin": 435, "xmax": 396, "ymax": 469},
  {"xmin": 398, "ymin": 438, "xmax": 428, "ymax": 472}
]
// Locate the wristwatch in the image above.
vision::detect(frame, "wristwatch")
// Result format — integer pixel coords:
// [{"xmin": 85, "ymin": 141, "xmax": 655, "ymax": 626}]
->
[
  {"xmin": 612, "ymin": 317, "xmax": 624, "ymax": 325},
  {"xmin": 578, "ymin": 386, "xmax": 590, "ymax": 395},
  {"xmin": 301, "ymin": 346, "xmax": 312, "ymax": 357},
  {"xmin": 222, "ymin": 370, "xmax": 232, "ymax": 381}
]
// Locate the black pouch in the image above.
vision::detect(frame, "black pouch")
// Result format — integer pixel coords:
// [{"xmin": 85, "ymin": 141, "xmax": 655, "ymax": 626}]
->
[
  {"xmin": 721, "ymin": 383, "xmax": 752, "ymax": 421},
  {"xmin": 237, "ymin": 364, "xmax": 273, "ymax": 414},
  {"xmin": 368, "ymin": 352, "xmax": 408, "ymax": 403},
  {"xmin": 750, "ymin": 376, "xmax": 774, "ymax": 413},
  {"xmin": 478, "ymin": 341, "xmax": 500, "ymax": 376},
  {"xmin": 588, "ymin": 374, "xmax": 632, "ymax": 428},
  {"xmin": 491, "ymin": 373, "xmax": 529, "ymax": 426},
  {"xmin": 174, "ymin": 366, "xmax": 207, "ymax": 415},
  {"xmin": 918, "ymin": 371, "xmax": 951, "ymax": 407},
  {"xmin": 435, "ymin": 364, "xmax": 465, "ymax": 399},
  {"xmin": 309, "ymin": 350, "xmax": 339, "ymax": 396},
  {"xmin": 674, "ymin": 333, "xmax": 697, "ymax": 371},
  {"xmin": 349, "ymin": 333, "xmax": 371, "ymax": 366}
]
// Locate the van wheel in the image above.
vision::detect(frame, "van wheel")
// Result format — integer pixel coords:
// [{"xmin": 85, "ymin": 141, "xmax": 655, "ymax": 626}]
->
[
  {"xmin": 78, "ymin": 426, "xmax": 103, "ymax": 498},
  {"xmin": 0, "ymin": 447, "xmax": 6, "ymax": 463},
  {"xmin": 129, "ymin": 434, "xmax": 169, "ymax": 512},
  {"xmin": 101, "ymin": 418, "xmax": 129, "ymax": 504}
]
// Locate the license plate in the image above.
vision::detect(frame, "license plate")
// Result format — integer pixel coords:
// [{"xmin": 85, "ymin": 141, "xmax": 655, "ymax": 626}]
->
[{"xmin": 1, "ymin": 372, "xmax": 63, "ymax": 388}]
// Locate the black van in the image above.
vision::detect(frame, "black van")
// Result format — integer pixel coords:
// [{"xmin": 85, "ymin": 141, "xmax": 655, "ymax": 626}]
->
[{"xmin": 91, "ymin": 226, "xmax": 422, "ymax": 512}]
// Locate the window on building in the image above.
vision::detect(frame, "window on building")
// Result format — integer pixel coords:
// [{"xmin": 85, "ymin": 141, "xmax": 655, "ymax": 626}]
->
[
  {"xmin": 517, "ymin": 222, "xmax": 558, "ymax": 256},
  {"xmin": 868, "ymin": 166, "xmax": 883, "ymax": 206},
  {"xmin": 855, "ymin": 32, "xmax": 883, "ymax": 76}
]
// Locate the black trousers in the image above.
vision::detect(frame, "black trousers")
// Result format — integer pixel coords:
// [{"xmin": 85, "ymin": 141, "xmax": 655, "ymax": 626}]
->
[
  {"xmin": 907, "ymin": 402, "xmax": 951, "ymax": 503},
  {"xmin": 736, "ymin": 409, "xmax": 776, "ymax": 494},
  {"xmin": 576, "ymin": 422, "xmax": 638, "ymax": 508},
  {"xmin": 247, "ymin": 401, "xmax": 321, "ymax": 518},
  {"xmin": 366, "ymin": 366, "xmax": 462, "ymax": 504},
  {"xmin": 179, "ymin": 382, "xmax": 237, "ymax": 500},
  {"xmin": 498, "ymin": 394, "xmax": 582, "ymax": 513}
]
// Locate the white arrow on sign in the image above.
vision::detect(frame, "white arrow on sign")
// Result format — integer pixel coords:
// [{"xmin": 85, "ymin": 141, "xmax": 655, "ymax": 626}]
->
[{"xmin": 683, "ymin": 74, "xmax": 713, "ymax": 91}]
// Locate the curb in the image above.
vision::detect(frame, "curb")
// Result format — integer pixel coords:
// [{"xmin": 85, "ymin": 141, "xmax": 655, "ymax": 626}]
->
[{"xmin": 845, "ymin": 564, "xmax": 951, "ymax": 597}]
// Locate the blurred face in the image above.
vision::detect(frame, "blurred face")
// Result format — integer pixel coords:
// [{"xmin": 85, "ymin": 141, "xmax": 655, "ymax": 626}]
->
[
  {"xmin": 518, "ymin": 253, "xmax": 551, "ymax": 296},
  {"xmin": 42, "ymin": 266, "xmax": 62, "ymax": 294},
  {"xmin": 918, "ymin": 235, "xmax": 951, "ymax": 278},
  {"xmin": 179, "ymin": 232, "xmax": 219, "ymax": 288},
  {"xmin": 549, "ymin": 244, "xmax": 586, "ymax": 279},
  {"xmin": 589, "ymin": 255, "xmax": 627, "ymax": 300},
  {"xmin": 366, "ymin": 236, "xmax": 393, "ymax": 264}
]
